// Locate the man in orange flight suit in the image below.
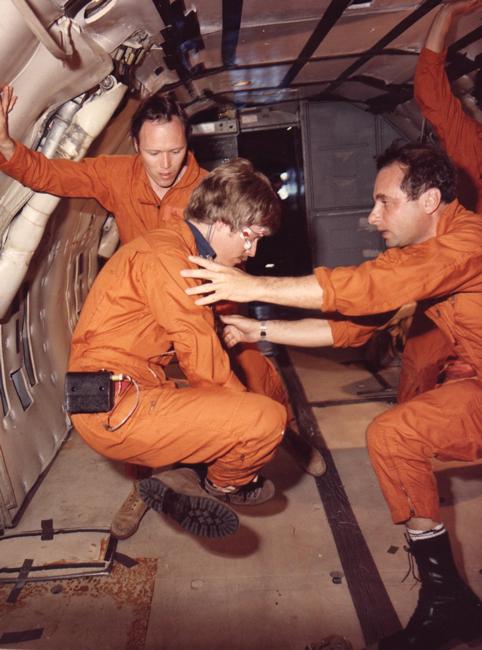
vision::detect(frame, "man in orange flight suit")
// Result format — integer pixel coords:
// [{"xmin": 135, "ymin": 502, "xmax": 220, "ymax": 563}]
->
[
  {"xmin": 181, "ymin": 143, "xmax": 482, "ymax": 649},
  {"xmin": 0, "ymin": 86, "xmax": 325, "ymax": 538},
  {"xmin": 414, "ymin": 0, "xmax": 482, "ymax": 213},
  {"xmin": 0, "ymin": 85, "xmax": 207, "ymax": 244},
  {"xmin": 68, "ymin": 158, "xmax": 287, "ymax": 539}
]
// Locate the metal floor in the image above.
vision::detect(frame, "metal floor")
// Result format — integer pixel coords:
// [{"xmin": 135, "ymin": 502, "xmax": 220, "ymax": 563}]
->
[{"xmin": 1, "ymin": 347, "xmax": 482, "ymax": 650}]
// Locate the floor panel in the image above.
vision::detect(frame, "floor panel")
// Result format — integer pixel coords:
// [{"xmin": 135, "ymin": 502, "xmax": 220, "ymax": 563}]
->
[{"xmin": 1, "ymin": 347, "xmax": 481, "ymax": 650}]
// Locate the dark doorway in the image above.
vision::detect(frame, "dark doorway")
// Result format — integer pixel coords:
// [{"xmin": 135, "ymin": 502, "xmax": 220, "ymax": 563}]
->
[{"xmin": 238, "ymin": 126, "xmax": 312, "ymax": 278}]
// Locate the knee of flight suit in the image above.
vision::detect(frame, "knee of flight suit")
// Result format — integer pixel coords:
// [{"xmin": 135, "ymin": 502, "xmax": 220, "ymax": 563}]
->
[
  {"xmin": 250, "ymin": 395, "xmax": 287, "ymax": 445},
  {"xmin": 366, "ymin": 410, "xmax": 397, "ymax": 465},
  {"xmin": 207, "ymin": 396, "xmax": 286, "ymax": 488}
]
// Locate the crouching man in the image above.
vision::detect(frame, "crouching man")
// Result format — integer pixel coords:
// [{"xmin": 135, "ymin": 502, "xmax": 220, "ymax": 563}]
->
[
  {"xmin": 182, "ymin": 143, "xmax": 482, "ymax": 647},
  {"xmin": 67, "ymin": 158, "xmax": 287, "ymax": 539}
]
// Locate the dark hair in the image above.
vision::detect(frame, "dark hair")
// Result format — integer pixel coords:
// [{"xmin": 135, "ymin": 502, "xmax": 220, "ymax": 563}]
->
[
  {"xmin": 130, "ymin": 94, "xmax": 189, "ymax": 142},
  {"xmin": 376, "ymin": 142, "xmax": 457, "ymax": 203},
  {"xmin": 185, "ymin": 158, "xmax": 281, "ymax": 234}
]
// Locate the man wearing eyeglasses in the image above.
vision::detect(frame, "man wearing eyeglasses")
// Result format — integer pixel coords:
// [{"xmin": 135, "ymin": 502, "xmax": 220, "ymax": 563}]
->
[
  {"xmin": 68, "ymin": 158, "xmax": 289, "ymax": 540},
  {"xmin": 0, "ymin": 87, "xmax": 325, "ymax": 539}
]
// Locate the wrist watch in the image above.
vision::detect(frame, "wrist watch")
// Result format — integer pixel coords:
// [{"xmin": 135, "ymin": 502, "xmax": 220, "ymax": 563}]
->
[{"xmin": 259, "ymin": 320, "xmax": 268, "ymax": 338}]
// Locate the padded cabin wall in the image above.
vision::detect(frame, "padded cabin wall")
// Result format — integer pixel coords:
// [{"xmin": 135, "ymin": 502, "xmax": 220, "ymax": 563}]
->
[
  {"xmin": 0, "ymin": 98, "xmax": 138, "ymax": 528},
  {"xmin": 300, "ymin": 101, "xmax": 408, "ymax": 268}
]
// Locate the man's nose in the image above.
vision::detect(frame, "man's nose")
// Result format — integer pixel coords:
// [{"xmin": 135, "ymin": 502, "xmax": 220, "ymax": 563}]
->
[
  {"xmin": 160, "ymin": 153, "xmax": 170, "ymax": 169},
  {"xmin": 367, "ymin": 206, "xmax": 378, "ymax": 226}
]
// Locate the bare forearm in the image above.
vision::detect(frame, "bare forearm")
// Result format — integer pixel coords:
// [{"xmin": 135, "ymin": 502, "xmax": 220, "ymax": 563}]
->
[
  {"xmin": 259, "ymin": 318, "xmax": 334, "ymax": 347},
  {"xmin": 182, "ymin": 257, "xmax": 324, "ymax": 309},
  {"xmin": 252, "ymin": 274, "xmax": 324, "ymax": 310},
  {"xmin": 424, "ymin": 5, "xmax": 452, "ymax": 53}
]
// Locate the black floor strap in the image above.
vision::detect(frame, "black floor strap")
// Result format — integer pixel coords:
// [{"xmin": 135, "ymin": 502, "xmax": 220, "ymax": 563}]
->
[
  {"xmin": 276, "ymin": 347, "xmax": 401, "ymax": 646},
  {"xmin": 0, "ymin": 628, "xmax": 44, "ymax": 644},
  {"xmin": 7, "ymin": 558, "xmax": 34, "ymax": 604},
  {"xmin": 114, "ymin": 551, "xmax": 138, "ymax": 568},
  {"xmin": 41, "ymin": 518, "xmax": 54, "ymax": 541}
]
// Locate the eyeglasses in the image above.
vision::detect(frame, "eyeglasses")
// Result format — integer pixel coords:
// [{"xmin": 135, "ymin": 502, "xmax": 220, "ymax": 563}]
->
[{"xmin": 239, "ymin": 226, "xmax": 267, "ymax": 251}]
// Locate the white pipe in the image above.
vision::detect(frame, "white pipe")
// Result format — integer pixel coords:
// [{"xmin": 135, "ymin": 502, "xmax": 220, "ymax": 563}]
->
[
  {"xmin": 40, "ymin": 98, "xmax": 85, "ymax": 158},
  {"xmin": 0, "ymin": 194, "xmax": 60, "ymax": 275},
  {"xmin": 57, "ymin": 79, "xmax": 127, "ymax": 160},
  {"xmin": 0, "ymin": 79, "xmax": 127, "ymax": 318}
]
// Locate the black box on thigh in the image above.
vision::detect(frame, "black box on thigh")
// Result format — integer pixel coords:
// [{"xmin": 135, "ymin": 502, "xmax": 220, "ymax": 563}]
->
[{"xmin": 64, "ymin": 371, "xmax": 114, "ymax": 414}]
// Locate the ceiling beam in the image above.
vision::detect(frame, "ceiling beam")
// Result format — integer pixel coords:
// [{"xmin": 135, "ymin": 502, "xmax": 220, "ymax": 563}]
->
[
  {"xmin": 222, "ymin": 0, "xmax": 243, "ymax": 67},
  {"xmin": 322, "ymin": 0, "xmax": 443, "ymax": 96},
  {"xmin": 365, "ymin": 24, "xmax": 482, "ymax": 113},
  {"xmin": 279, "ymin": 0, "xmax": 352, "ymax": 88}
]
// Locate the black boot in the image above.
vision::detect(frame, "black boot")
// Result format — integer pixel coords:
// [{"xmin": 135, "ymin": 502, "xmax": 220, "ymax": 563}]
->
[{"xmin": 379, "ymin": 531, "xmax": 482, "ymax": 650}]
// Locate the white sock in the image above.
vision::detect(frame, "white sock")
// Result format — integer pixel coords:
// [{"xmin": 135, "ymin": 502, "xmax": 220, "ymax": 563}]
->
[
  {"xmin": 206, "ymin": 478, "xmax": 237, "ymax": 493},
  {"xmin": 207, "ymin": 475, "xmax": 258, "ymax": 493},
  {"xmin": 406, "ymin": 523, "xmax": 446, "ymax": 541}
]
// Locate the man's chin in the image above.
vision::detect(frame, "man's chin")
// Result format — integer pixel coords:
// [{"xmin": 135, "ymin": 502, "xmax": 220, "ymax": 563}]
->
[{"xmin": 218, "ymin": 258, "xmax": 243, "ymax": 267}]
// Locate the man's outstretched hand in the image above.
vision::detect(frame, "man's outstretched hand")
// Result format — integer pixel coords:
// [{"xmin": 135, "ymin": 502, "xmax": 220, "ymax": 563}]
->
[{"xmin": 181, "ymin": 256, "xmax": 260, "ymax": 305}]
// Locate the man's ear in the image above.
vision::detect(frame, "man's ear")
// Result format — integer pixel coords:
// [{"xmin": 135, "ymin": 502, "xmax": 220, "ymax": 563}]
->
[{"xmin": 420, "ymin": 187, "xmax": 442, "ymax": 214}]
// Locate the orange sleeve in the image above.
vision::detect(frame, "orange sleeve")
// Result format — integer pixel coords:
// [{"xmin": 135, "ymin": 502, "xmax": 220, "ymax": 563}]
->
[
  {"xmin": 327, "ymin": 312, "xmax": 399, "ymax": 348},
  {"xmin": 315, "ymin": 212, "xmax": 482, "ymax": 317},
  {"xmin": 414, "ymin": 48, "xmax": 481, "ymax": 211},
  {"xmin": 0, "ymin": 140, "xmax": 124, "ymax": 210}
]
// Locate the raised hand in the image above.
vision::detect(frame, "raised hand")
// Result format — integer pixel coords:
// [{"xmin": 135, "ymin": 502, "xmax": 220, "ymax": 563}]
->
[
  {"xmin": 425, "ymin": 0, "xmax": 482, "ymax": 52},
  {"xmin": 0, "ymin": 85, "xmax": 17, "ymax": 159},
  {"xmin": 443, "ymin": 0, "xmax": 482, "ymax": 18}
]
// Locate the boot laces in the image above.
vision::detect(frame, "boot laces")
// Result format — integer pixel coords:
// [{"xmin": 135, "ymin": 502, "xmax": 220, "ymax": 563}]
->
[
  {"xmin": 123, "ymin": 484, "xmax": 144, "ymax": 513},
  {"xmin": 401, "ymin": 534, "xmax": 421, "ymax": 585}
]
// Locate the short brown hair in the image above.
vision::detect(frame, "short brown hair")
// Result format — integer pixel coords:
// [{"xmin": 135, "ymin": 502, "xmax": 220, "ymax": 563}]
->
[
  {"xmin": 130, "ymin": 94, "xmax": 189, "ymax": 143},
  {"xmin": 185, "ymin": 158, "xmax": 281, "ymax": 234}
]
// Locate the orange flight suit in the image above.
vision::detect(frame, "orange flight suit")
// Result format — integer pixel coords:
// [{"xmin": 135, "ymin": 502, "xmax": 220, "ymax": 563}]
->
[
  {"xmin": 0, "ymin": 141, "xmax": 208, "ymax": 244},
  {"xmin": 415, "ymin": 48, "xmax": 482, "ymax": 214},
  {"xmin": 316, "ymin": 200, "xmax": 482, "ymax": 523},
  {"xmin": 0, "ymin": 140, "xmax": 286, "ymax": 406},
  {"xmin": 68, "ymin": 210, "xmax": 286, "ymax": 488}
]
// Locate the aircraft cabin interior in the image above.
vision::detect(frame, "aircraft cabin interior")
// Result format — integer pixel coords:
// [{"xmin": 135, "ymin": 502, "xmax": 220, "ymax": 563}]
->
[{"xmin": 0, "ymin": 1, "xmax": 481, "ymax": 649}]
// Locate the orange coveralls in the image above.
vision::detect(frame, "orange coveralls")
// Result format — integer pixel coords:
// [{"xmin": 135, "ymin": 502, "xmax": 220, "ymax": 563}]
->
[
  {"xmin": 68, "ymin": 211, "xmax": 287, "ymax": 487},
  {"xmin": 0, "ymin": 141, "xmax": 207, "ymax": 243},
  {"xmin": 415, "ymin": 48, "xmax": 482, "ymax": 214},
  {"xmin": 0, "ymin": 140, "xmax": 287, "ymax": 407},
  {"xmin": 316, "ymin": 200, "xmax": 482, "ymax": 523}
]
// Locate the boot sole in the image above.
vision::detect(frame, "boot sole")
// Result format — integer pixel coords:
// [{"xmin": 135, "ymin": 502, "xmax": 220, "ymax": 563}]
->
[{"xmin": 139, "ymin": 477, "xmax": 239, "ymax": 538}]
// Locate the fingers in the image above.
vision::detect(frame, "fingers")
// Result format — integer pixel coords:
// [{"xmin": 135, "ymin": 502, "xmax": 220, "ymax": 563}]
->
[
  {"xmin": 192, "ymin": 293, "xmax": 219, "ymax": 306},
  {"xmin": 223, "ymin": 325, "xmax": 240, "ymax": 348},
  {"xmin": 8, "ymin": 93, "xmax": 17, "ymax": 112},
  {"xmin": 185, "ymin": 282, "xmax": 217, "ymax": 296},
  {"xmin": 181, "ymin": 268, "xmax": 216, "ymax": 281},
  {"xmin": 0, "ymin": 85, "xmax": 16, "ymax": 113},
  {"xmin": 446, "ymin": 0, "xmax": 482, "ymax": 14}
]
